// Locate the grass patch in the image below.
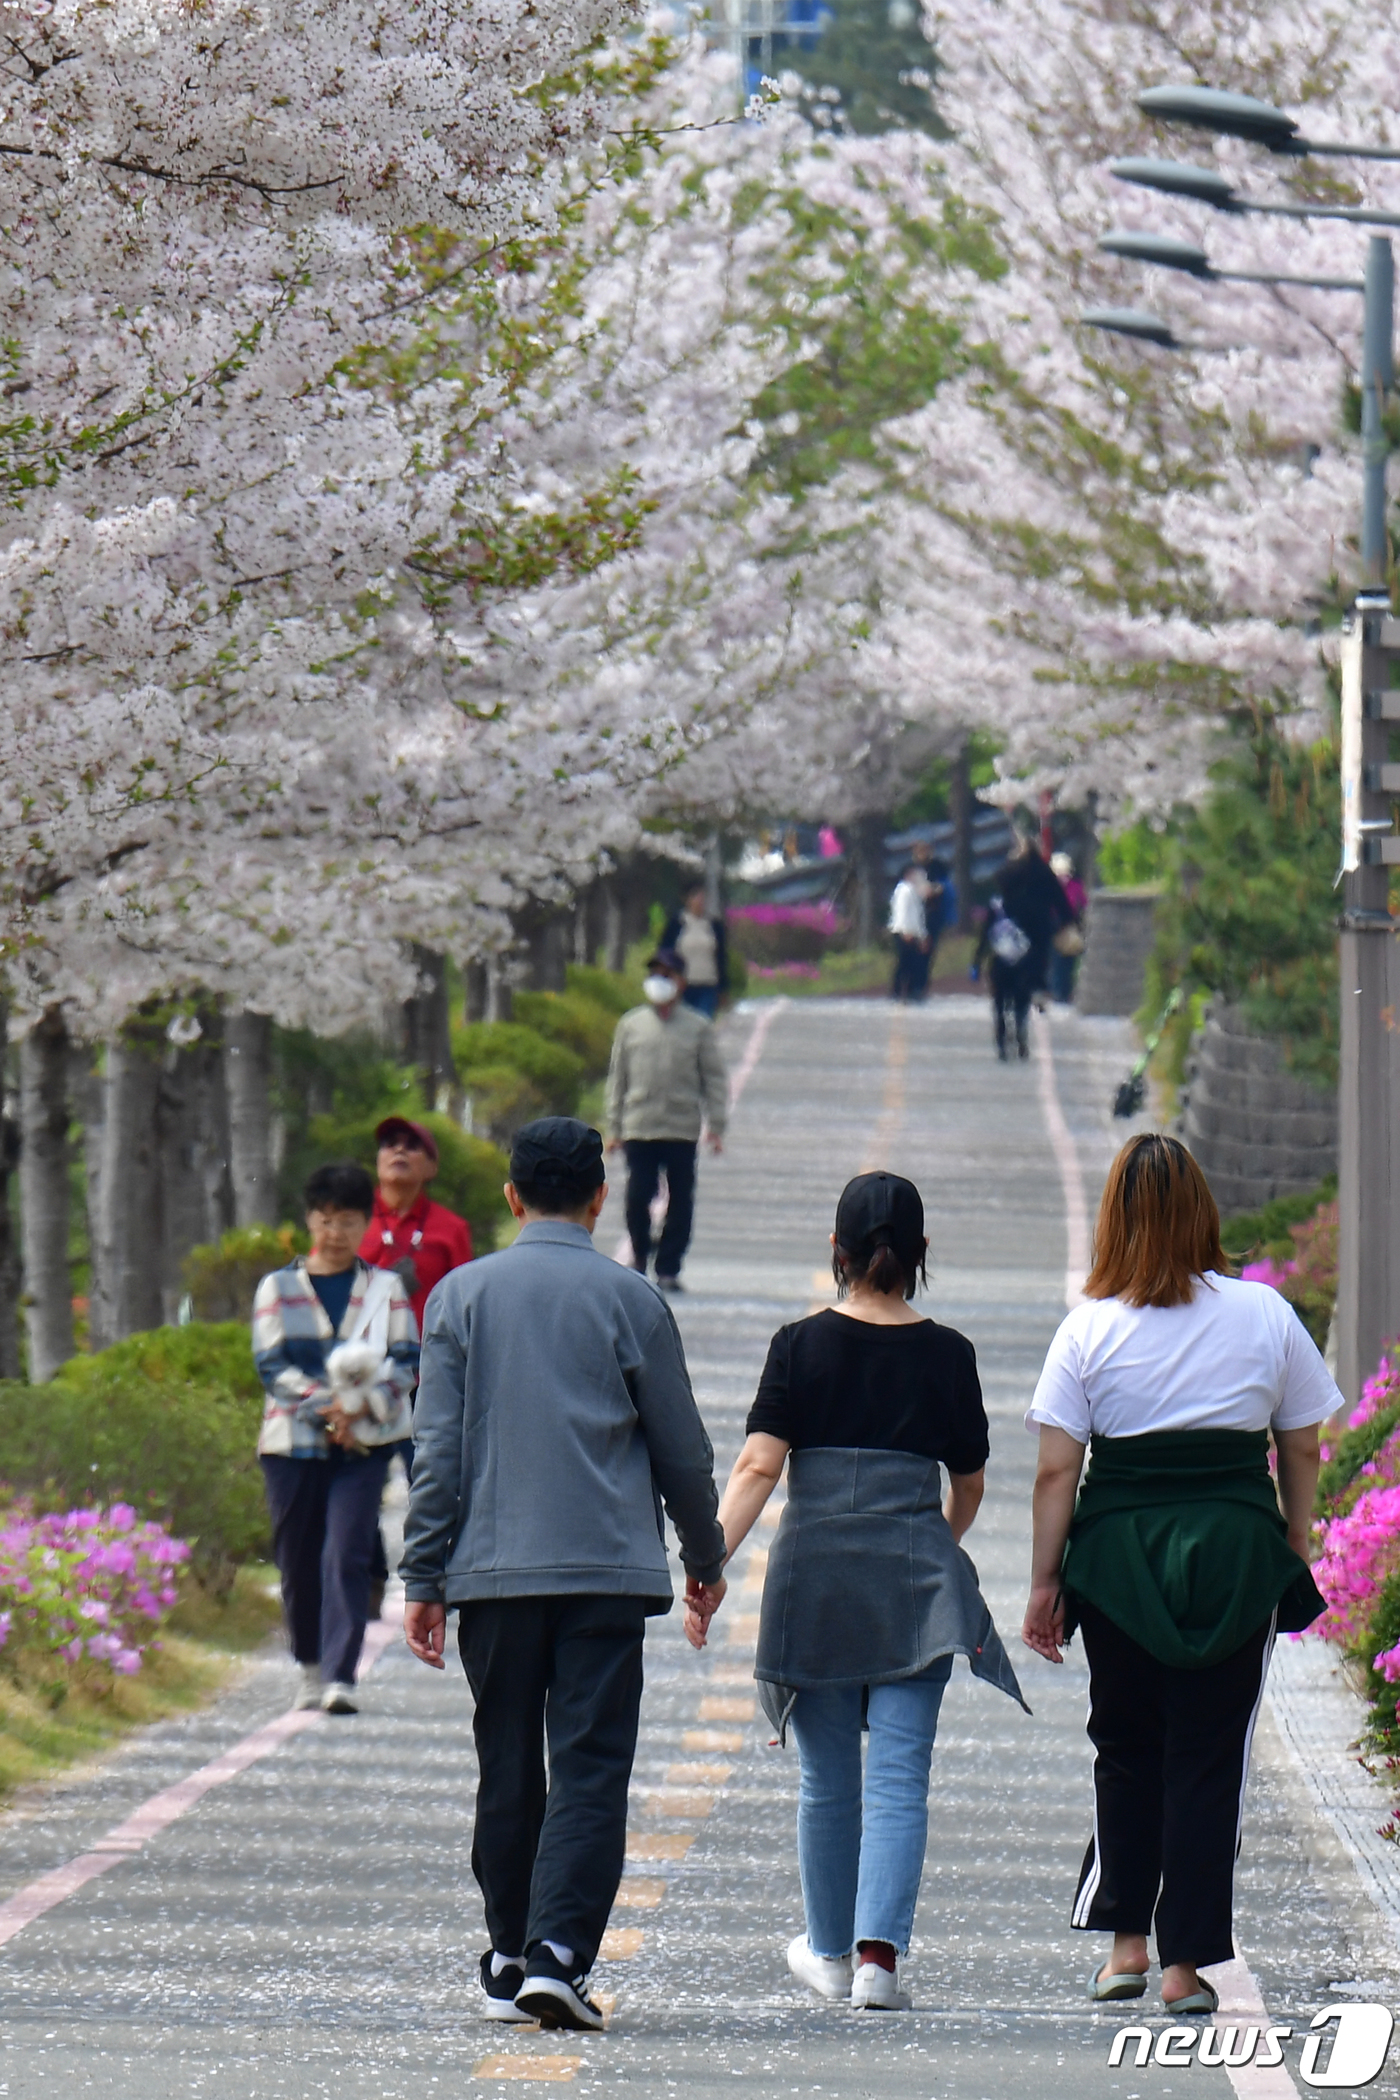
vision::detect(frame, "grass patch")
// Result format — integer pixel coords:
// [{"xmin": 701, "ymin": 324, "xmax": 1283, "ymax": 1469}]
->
[{"xmin": 0, "ymin": 1567, "xmax": 283, "ymax": 1804}]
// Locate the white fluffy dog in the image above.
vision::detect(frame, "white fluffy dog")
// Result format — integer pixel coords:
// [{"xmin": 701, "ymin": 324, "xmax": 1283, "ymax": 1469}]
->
[{"xmin": 325, "ymin": 1342, "xmax": 396, "ymax": 1425}]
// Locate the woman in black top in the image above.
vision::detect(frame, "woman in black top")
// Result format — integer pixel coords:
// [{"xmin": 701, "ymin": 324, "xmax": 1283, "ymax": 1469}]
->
[{"xmin": 691, "ymin": 1173, "xmax": 1025, "ymax": 2013}]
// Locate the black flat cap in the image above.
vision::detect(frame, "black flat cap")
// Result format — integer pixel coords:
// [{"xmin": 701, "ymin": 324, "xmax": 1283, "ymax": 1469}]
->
[
  {"xmin": 834, "ymin": 1170, "xmax": 924, "ymax": 1259},
  {"xmin": 510, "ymin": 1116, "xmax": 606, "ymax": 1192}
]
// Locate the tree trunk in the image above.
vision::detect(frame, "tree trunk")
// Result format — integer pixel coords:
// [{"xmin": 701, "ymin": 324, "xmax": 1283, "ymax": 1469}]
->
[
  {"xmin": 602, "ymin": 876, "xmax": 626, "ymax": 973},
  {"xmin": 464, "ymin": 960, "xmax": 489, "ymax": 1024},
  {"xmin": 485, "ymin": 957, "xmax": 514, "ymax": 1024},
  {"xmin": 225, "ymin": 1011, "xmax": 277, "ymax": 1226},
  {"xmin": 0, "ymin": 1004, "xmax": 23, "ymax": 1381},
  {"xmin": 19, "ymin": 1007, "xmax": 74, "ymax": 1381},
  {"xmin": 950, "ymin": 741, "xmax": 974, "ymax": 934},
  {"xmin": 518, "ymin": 907, "xmax": 569, "ymax": 992},
  {"xmin": 852, "ymin": 813, "xmax": 889, "ymax": 951},
  {"xmin": 92, "ymin": 1019, "xmax": 165, "ymax": 1344},
  {"xmin": 704, "ymin": 836, "xmax": 723, "ymax": 918},
  {"xmin": 402, "ymin": 946, "xmax": 457, "ymax": 1108},
  {"xmin": 158, "ymin": 1020, "xmax": 234, "ymax": 1323}
]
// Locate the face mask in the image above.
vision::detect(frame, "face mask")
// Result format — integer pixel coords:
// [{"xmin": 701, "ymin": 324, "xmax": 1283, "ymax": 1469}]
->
[{"xmin": 643, "ymin": 975, "xmax": 677, "ymax": 1006}]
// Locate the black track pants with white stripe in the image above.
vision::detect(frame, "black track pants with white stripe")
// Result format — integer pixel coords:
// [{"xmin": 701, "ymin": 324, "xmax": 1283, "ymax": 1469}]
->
[{"xmin": 1072, "ymin": 1599, "xmax": 1276, "ymax": 1969}]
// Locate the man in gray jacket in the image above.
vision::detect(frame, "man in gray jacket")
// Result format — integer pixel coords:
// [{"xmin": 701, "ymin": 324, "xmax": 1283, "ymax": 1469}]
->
[
  {"xmin": 401, "ymin": 1116, "xmax": 728, "ymax": 2034},
  {"xmin": 605, "ymin": 946, "xmax": 729, "ymax": 1291}
]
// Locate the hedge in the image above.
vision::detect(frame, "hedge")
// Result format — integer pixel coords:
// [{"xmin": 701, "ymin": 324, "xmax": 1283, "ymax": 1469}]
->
[{"xmin": 0, "ymin": 1325, "xmax": 268, "ymax": 1594}]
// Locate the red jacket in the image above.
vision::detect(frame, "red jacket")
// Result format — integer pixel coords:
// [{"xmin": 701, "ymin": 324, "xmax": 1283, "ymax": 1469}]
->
[{"xmin": 360, "ymin": 1193, "xmax": 473, "ymax": 1329}]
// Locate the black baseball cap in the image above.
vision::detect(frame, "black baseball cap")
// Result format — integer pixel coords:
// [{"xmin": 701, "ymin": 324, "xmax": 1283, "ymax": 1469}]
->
[
  {"xmin": 834, "ymin": 1171, "xmax": 924, "ymax": 1260},
  {"xmin": 509, "ymin": 1116, "xmax": 606, "ymax": 1194}
]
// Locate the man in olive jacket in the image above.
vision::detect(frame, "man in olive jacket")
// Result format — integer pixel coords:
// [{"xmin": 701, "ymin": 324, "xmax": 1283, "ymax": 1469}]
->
[
  {"xmin": 401, "ymin": 1117, "xmax": 727, "ymax": 2034},
  {"xmin": 605, "ymin": 946, "xmax": 729, "ymax": 1290}
]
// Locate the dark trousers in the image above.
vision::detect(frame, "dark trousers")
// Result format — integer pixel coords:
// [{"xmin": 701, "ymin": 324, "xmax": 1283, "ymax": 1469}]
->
[
  {"xmin": 624, "ymin": 1138, "xmax": 697, "ymax": 1279},
  {"xmin": 990, "ymin": 956, "xmax": 1036, "ymax": 1053},
  {"xmin": 458, "ymin": 1594, "xmax": 649, "ymax": 1970},
  {"xmin": 891, "ymin": 937, "xmax": 927, "ymax": 1002},
  {"xmin": 1073, "ymin": 1600, "xmax": 1275, "ymax": 1968},
  {"xmin": 260, "ymin": 1451, "xmax": 390, "ymax": 1684},
  {"xmin": 682, "ymin": 984, "xmax": 720, "ymax": 1019}
]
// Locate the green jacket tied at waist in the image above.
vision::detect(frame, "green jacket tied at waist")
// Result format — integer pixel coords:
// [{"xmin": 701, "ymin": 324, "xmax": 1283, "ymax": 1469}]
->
[{"xmin": 1061, "ymin": 1427, "xmax": 1325, "ymax": 1670}]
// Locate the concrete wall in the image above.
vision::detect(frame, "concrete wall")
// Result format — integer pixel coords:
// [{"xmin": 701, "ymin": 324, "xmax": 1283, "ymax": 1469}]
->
[
  {"xmin": 1178, "ymin": 1002, "xmax": 1336, "ymax": 1216},
  {"xmin": 1076, "ymin": 887, "xmax": 1160, "ymax": 1018}
]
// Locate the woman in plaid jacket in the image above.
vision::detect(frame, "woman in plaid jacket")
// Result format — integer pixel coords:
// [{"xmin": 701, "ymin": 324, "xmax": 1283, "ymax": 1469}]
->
[{"xmin": 253, "ymin": 1161, "xmax": 419, "ymax": 1714}]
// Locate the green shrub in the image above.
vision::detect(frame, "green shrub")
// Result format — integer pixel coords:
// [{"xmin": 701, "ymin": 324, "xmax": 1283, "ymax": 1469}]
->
[
  {"xmin": 1318, "ymin": 1400, "xmax": 1400, "ymax": 1511},
  {"xmin": 0, "ymin": 1324, "xmax": 268, "ymax": 1594},
  {"xmin": 182, "ymin": 1224, "xmax": 309, "ymax": 1323},
  {"xmin": 1219, "ymin": 1178, "xmax": 1337, "ymax": 1261},
  {"xmin": 307, "ymin": 1108, "xmax": 510, "ymax": 1246},
  {"xmin": 513, "ymin": 990, "xmax": 618, "ymax": 1075},
  {"xmin": 1359, "ymin": 1565, "xmax": 1400, "ymax": 1753},
  {"xmin": 566, "ymin": 963, "xmax": 640, "ymax": 1016}
]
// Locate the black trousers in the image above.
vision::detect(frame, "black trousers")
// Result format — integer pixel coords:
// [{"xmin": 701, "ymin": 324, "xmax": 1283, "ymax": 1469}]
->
[
  {"xmin": 1073, "ymin": 1600, "xmax": 1275, "ymax": 1968},
  {"xmin": 260, "ymin": 1451, "xmax": 389, "ymax": 1683},
  {"xmin": 624, "ymin": 1138, "xmax": 697, "ymax": 1279},
  {"xmin": 458, "ymin": 1594, "xmax": 650, "ymax": 1970},
  {"xmin": 989, "ymin": 955, "xmax": 1036, "ymax": 1052}
]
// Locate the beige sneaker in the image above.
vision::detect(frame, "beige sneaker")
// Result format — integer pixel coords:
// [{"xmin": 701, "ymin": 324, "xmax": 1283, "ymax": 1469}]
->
[
  {"xmin": 787, "ymin": 1935, "xmax": 854, "ymax": 2001},
  {"xmin": 321, "ymin": 1681, "xmax": 359, "ymax": 1714},
  {"xmin": 294, "ymin": 1664, "xmax": 322, "ymax": 1712}
]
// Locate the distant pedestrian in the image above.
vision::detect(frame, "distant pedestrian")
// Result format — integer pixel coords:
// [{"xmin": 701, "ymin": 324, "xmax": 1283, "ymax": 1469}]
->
[
  {"xmin": 1023, "ymin": 1134, "xmax": 1335, "ymax": 2016},
  {"xmin": 888, "ymin": 865, "xmax": 930, "ymax": 1004},
  {"xmin": 604, "ymin": 949, "xmax": 728, "ymax": 1291},
  {"xmin": 253, "ymin": 1162, "xmax": 419, "ymax": 1715},
  {"xmin": 700, "ymin": 1172, "xmax": 1026, "ymax": 2011},
  {"xmin": 1048, "ymin": 852, "xmax": 1087, "ymax": 1005},
  {"xmin": 973, "ymin": 836, "xmax": 1073, "ymax": 1059},
  {"xmin": 662, "ymin": 881, "xmax": 729, "ymax": 1020},
  {"xmin": 400, "ymin": 1117, "xmax": 727, "ymax": 2033},
  {"xmin": 972, "ymin": 895, "xmax": 1035, "ymax": 1060},
  {"xmin": 359, "ymin": 1115, "xmax": 474, "ymax": 1609}
]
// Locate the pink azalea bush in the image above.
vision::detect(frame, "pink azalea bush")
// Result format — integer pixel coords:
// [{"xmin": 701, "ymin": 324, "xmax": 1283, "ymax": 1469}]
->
[
  {"xmin": 727, "ymin": 901, "xmax": 847, "ymax": 968},
  {"xmin": 1313, "ymin": 1486, "xmax": 1400, "ymax": 1646},
  {"xmin": 0, "ymin": 1504, "xmax": 188, "ymax": 1682}
]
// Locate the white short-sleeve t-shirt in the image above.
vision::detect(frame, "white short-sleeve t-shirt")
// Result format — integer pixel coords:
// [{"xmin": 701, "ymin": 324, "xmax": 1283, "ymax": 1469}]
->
[{"xmin": 1026, "ymin": 1274, "xmax": 1342, "ymax": 1442}]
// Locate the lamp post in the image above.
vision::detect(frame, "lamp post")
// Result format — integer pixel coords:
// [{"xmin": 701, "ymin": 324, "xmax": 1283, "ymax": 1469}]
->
[{"xmin": 1089, "ymin": 88, "xmax": 1398, "ymax": 1398}]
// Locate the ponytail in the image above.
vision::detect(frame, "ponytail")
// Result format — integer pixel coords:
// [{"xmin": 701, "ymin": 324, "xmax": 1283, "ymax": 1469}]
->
[{"xmin": 831, "ymin": 1237, "xmax": 927, "ymax": 1302}]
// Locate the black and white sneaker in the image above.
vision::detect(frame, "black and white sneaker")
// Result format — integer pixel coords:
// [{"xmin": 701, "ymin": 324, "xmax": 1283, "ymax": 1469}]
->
[
  {"xmin": 479, "ymin": 1951, "xmax": 531, "ymax": 2023},
  {"xmin": 513, "ymin": 1948, "xmax": 606, "ymax": 2031}
]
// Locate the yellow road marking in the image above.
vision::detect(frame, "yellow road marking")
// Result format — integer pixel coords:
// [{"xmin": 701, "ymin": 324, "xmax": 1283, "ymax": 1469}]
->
[
  {"xmin": 474, "ymin": 2058, "xmax": 581, "ymax": 2082},
  {"xmin": 665, "ymin": 1762, "xmax": 732, "ymax": 1785},
  {"xmin": 697, "ymin": 1695, "xmax": 754, "ymax": 1722},
  {"xmin": 599, "ymin": 1927, "xmax": 645, "ymax": 1960},
  {"xmin": 626, "ymin": 1831, "xmax": 694, "ymax": 1860},
  {"xmin": 683, "ymin": 1728, "xmax": 744, "ymax": 1752},
  {"xmin": 612, "ymin": 1878, "xmax": 665, "ymax": 1909}
]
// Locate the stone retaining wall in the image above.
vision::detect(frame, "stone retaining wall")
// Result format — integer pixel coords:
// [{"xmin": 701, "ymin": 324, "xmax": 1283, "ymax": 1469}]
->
[
  {"xmin": 1178, "ymin": 1002, "xmax": 1336, "ymax": 1215},
  {"xmin": 1076, "ymin": 887, "xmax": 1161, "ymax": 1017}
]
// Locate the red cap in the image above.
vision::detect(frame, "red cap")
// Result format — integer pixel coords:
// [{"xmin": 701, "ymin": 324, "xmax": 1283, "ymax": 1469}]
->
[{"xmin": 374, "ymin": 1116, "xmax": 439, "ymax": 1166}]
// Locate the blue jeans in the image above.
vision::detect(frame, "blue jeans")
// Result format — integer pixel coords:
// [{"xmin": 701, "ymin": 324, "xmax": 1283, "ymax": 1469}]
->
[
  {"xmin": 789, "ymin": 1659, "xmax": 954, "ymax": 1958},
  {"xmin": 682, "ymin": 983, "xmax": 719, "ymax": 1019}
]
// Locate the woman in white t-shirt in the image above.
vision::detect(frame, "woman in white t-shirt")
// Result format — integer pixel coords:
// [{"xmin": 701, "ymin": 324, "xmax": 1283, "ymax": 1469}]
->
[{"xmin": 1023, "ymin": 1133, "xmax": 1338, "ymax": 2019}]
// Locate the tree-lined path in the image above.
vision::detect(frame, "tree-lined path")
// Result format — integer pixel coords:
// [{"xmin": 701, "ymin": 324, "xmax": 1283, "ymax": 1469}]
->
[{"xmin": 0, "ymin": 996, "xmax": 1397, "ymax": 2098}]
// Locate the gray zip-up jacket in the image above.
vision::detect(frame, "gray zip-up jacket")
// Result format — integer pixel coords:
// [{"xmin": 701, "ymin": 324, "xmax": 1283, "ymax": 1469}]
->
[{"xmin": 400, "ymin": 1219, "xmax": 726, "ymax": 1606}]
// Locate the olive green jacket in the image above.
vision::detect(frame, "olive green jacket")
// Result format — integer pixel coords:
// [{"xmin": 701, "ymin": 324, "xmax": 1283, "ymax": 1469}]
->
[{"xmin": 605, "ymin": 1003, "xmax": 729, "ymax": 1143}]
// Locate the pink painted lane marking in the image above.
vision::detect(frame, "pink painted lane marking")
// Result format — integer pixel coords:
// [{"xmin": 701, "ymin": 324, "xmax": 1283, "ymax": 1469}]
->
[{"xmin": 0, "ymin": 1602, "xmax": 403, "ymax": 1951}]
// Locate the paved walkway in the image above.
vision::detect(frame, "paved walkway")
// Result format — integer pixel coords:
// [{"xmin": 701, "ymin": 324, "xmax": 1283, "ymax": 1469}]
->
[{"xmin": 2, "ymin": 996, "xmax": 1399, "ymax": 2097}]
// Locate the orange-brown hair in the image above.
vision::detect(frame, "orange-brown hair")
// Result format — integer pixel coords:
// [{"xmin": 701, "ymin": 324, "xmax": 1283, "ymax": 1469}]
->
[{"xmin": 1082, "ymin": 1133, "xmax": 1226, "ymax": 1309}]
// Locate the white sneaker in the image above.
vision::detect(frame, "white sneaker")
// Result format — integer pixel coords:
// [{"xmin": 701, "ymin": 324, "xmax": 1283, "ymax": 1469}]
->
[
  {"xmin": 851, "ymin": 1957, "xmax": 912, "ymax": 2011},
  {"xmin": 321, "ymin": 1681, "xmax": 359, "ymax": 1714},
  {"xmin": 294, "ymin": 1664, "xmax": 322, "ymax": 1711},
  {"xmin": 787, "ymin": 1934, "xmax": 854, "ymax": 2001}
]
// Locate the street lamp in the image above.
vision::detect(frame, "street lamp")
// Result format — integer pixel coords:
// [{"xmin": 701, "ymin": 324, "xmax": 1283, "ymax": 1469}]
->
[
  {"xmin": 1138, "ymin": 85, "xmax": 1400, "ymax": 165},
  {"xmin": 1100, "ymin": 83, "xmax": 1399, "ymax": 1402},
  {"xmin": 1097, "ymin": 229, "xmax": 1363, "ymax": 294}
]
